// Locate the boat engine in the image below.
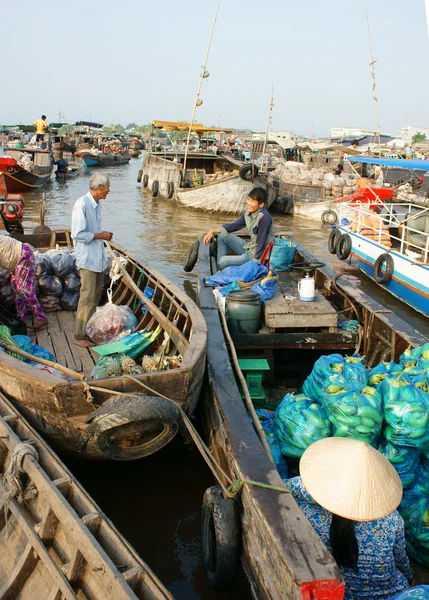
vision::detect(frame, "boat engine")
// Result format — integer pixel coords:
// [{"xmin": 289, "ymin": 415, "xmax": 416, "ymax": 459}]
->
[{"xmin": 0, "ymin": 194, "xmax": 24, "ymax": 234}]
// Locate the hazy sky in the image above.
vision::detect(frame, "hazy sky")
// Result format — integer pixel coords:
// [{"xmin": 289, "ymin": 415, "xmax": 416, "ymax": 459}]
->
[{"xmin": 2, "ymin": 0, "xmax": 427, "ymax": 137}]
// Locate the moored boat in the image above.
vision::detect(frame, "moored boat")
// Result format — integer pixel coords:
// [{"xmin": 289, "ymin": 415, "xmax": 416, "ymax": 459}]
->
[
  {"xmin": 75, "ymin": 151, "xmax": 131, "ymax": 167},
  {"xmin": 196, "ymin": 235, "xmax": 429, "ymax": 598},
  {"xmin": 0, "ymin": 148, "xmax": 53, "ymax": 194},
  {"xmin": 0, "ymin": 388, "xmax": 172, "ymax": 599},
  {"xmin": 0, "ymin": 230, "xmax": 207, "ymax": 460}
]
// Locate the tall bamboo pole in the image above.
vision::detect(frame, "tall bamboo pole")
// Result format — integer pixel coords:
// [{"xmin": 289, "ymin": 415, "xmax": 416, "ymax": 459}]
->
[
  {"xmin": 365, "ymin": 6, "xmax": 381, "ymax": 156},
  {"xmin": 262, "ymin": 85, "xmax": 274, "ymax": 156},
  {"xmin": 182, "ymin": 4, "xmax": 220, "ymax": 180}
]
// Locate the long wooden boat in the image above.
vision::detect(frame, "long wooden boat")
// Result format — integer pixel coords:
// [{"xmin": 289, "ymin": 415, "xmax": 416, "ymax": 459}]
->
[
  {"xmin": 0, "ymin": 148, "xmax": 53, "ymax": 194},
  {"xmin": 196, "ymin": 236, "xmax": 429, "ymax": 599},
  {"xmin": 0, "ymin": 230, "xmax": 207, "ymax": 460},
  {"xmin": 75, "ymin": 152, "xmax": 131, "ymax": 167},
  {"xmin": 0, "ymin": 389, "xmax": 172, "ymax": 599}
]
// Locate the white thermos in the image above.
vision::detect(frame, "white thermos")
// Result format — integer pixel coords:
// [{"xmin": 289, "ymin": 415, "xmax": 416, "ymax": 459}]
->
[{"xmin": 297, "ymin": 273, "xmax": 315, "ymax": 302}]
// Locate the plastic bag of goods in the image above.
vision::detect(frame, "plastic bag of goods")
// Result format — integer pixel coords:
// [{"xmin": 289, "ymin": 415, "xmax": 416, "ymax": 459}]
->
[
  {"xmin": 399, "ymin": 466, "xmax": 429, "ymax": 567},
  {"xmin": 368, "ymin": 361, "xmax": 404, "ymax": 387},
  {"xmin": 392, "ymin": 586, "xmax": 429, "ymax": 599},
  {"xmin": 34, "ymin": 253, "xmax": 52, "ymax": 278},
  {"xmin": 38, "ymin": 275, "xmax": 63, "ymax": 297},
  {"xmin": 254, "ymin": 409, "xmax": 288, "ymax": 480},
  {"xmin": 63, "ymin": 272, "xmax": 81, "ymax": 293},
  {"xmin": 302, "ymin": 354, "xmax": 368, "ymax": 404},
  {"xmin": 323, "ymin": 385, "xmax": 383, "ymax": 445},
  {"xmin": 382, "ymin": 378, "xmax": 429, "ymax": 449},
  {"xmin": 274, "ymin": 393, "xmax": 331, "ymax": 459},
  {"xmin": 49, "ymin": 251, "xmax": 75, "ymax": 279},
  {"xmin": 86, "ymin": 293, "xmax": 138, "ymax": 345},
  {"xmin": 32, "ymin": 363, "xmax": 75, "ymax": 381},
  {"xmin": 118, "ymin": 327, "xmax": 161, "ymax": 361},
  {"xmin": 400, "ymin": 346, "xmax": 419, "ymax": 370},
  {"xmin": 409, "ymin": 343, "xmax": 429, "ymax": 371},
  {"xmin": 61, "ymin": 291, "xmax": 79, "ymax": 311},
  {"xmin": 378, "ymin": 441, "xmax": 420, "ymax": 489},
  {"xmin": 91, "ymin": 353, "xmax": 143, "ymax": 380},
  {"xmin": 39, "ymin": 295, "xmax": 60, "ymax": 312}
]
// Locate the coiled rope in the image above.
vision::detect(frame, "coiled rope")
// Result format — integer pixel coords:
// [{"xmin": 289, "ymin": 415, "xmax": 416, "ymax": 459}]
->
[{"xmin": 3, "ymin": 441, "xmax": 39, "ymax": 512}]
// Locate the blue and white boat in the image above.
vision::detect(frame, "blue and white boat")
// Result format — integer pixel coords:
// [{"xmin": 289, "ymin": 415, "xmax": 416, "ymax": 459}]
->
[{"xmin": 332, "ymin": 156, "xmax": 429, "ymax": 317}]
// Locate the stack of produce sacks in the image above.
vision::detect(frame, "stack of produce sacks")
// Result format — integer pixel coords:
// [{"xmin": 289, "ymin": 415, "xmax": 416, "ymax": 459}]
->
[
  {"xmin": 35, "ymin": 249, "xmax": 80, "ymax": 311},
  {"xmin": 271, "ymin": 163, "xmax": 359, "ymax": 197},
  {"xmin": 0, "ymin": 268, "xmax": 15, "ymax": 307}
]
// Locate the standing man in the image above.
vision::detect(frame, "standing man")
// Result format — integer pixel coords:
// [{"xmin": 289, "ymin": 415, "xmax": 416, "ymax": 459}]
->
[
  {"xmin": 32, "ymin": 115, "xmax": 48, "ymax": 145},
  {"xmin": 203, "ymin": 187, "xmax": 274, "ymax": 270},
  {"xmin": 72, "ymin": 173, "xmax": 113, "ymax": 348}
]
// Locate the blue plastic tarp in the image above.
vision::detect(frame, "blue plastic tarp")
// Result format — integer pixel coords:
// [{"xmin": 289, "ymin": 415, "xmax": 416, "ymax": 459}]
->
[
  {"xmin": 202, "ymin": 262, "xmax": 268, "ymax": 287},
  {"xmin": 346, "ymin": 156, "xmax": 429, "ymax": 170}
]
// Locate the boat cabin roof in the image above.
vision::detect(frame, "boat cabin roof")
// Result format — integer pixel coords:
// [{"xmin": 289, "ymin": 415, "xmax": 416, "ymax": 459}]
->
[{"xmin": 152, "ymin": 120, "xmax": 233, "ymax": 135}]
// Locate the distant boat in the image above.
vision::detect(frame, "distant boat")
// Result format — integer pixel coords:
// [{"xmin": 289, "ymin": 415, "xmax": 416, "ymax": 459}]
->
[
  {"xmin": 75, "ymin": 150, "xmax": 131, "ymax": 167},
  {"xmin": 0, "ymin": 147, "xmax": 53, "ymax": 193}
]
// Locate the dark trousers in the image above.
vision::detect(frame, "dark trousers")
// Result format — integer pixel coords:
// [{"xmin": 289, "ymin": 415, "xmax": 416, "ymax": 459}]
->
[{"xmin": 75, "ymin": 269, "xmax": 104, "ymax": 339}]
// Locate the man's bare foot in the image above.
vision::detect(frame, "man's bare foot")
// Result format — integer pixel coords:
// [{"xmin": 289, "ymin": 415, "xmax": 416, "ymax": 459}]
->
[{"xmin": 74, "ymin": 337, "xmax": 95, "ymax": 348}]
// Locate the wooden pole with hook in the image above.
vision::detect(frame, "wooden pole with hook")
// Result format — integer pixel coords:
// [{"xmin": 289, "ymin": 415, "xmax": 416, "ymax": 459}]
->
[
  {"xmin": 263, "ymin": 85, "xmax": 274, "ymax": 156},
  {"xmin": 365, "ymin": 6, "xmax": 381, "ymax": 156},
  {"xmin": 182, "ymin": 4, "xmax": 220, "ymax": 180}
]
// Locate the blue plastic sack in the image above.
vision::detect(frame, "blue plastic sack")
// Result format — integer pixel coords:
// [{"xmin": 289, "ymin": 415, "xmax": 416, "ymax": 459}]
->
[
  {"xmin": 270, "ymin": 238, "xmax": 297, "ymax": 272},
  {"xmin": 12, "ymin": 335, "xmax": 55, "ymax": 363},
  {"xmin": 218, "ymin": 281, "xmax": 241, "ymax": 297},
  {"xmin": 392, "ymin": 586, "xmax": 429, "ymax": 599},
  {"xmin": 119, "ymin": 329, "xmax": 160, "ymax": 361},
  {"xmin": 302, "ymin": 354, "xmax": 367, "ymax": 404},
  {"xmin": 274, "ymin": 394, "xmax": 331, "ymax": 459},
  {"xmin": 141, "ymin": 286, "xmax": 155, "ymax": 315},
  {"xmin": 399, "ymin": 466, "xmax": 429, "ymax": 567},
  {"xmin": 323, "ymin": 385, "xmax": 383, "ymax": 445},
  {"xmin": 378, "ymin": 442, "xmax": 420, "ymax": 489},
  {"xmin": 368, "ymin": 361, "xmax": 404, "ymax": 387},
  {"xmin": 202, "ymin": 262, "xmax": 268, "ymax": 287},
  {"xmin": 383, "ymin": 378, "xmax": 429, "ymax": 449},
  {"xmin": 254, "ymin": 409, "xmax": 288, "ymax": 480},
  {"xmin": 250, "ymin": 276, "xmax": 277, "ymax": 303}
]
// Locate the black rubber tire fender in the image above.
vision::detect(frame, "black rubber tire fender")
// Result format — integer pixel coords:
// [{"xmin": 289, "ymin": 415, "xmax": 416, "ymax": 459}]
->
[
  {"xmin": 142, "ymin": 173, "xmax": 149, "ymax": 187},
  {"xmin": 183, "ymin": 240, "xmax": 199, "ymax": 273},
  {"xmin": 137, "ymin": 169, "xmax": 143, "ymax": 183},
  {"xmin": 239, "ymin": 163, "xmax": 259, "ymax": 181},
  {"xmin": 373, "ymin": 252, "xmax": 394, "ymax": 284},
  {"xmin": 201, "ymin": 485, "xmax": 241, "ymax": 591},
  {"xmin": 167, "ymin": 181, "xmax": 174, "ymax": 198},
  {"xmin": 279, "ymin": 196, "xmax": 293, "ymax": 215},
  {"xmin": 151, "ymin": 180, "xmax": 159, "ymax": 197},
  {"xmin": 321, "ymin": 209, "xmax": 338, "ymax": 226},
  {"xmin": 328, "ymin": 228, "xmax": 342, "ymax": 254},
  {"xmin": 82, "ymin": 394, "xmax": 179, "ymax": 460},
  {"xmin": 336, "ymin": 233, "xmax": 352, "ymax": 260}
]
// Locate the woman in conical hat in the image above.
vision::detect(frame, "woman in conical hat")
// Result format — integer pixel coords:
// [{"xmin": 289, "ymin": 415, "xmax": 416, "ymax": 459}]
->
[{"xmin": 285, "ymin": 437, "xmax": 413, "ymax": 600}]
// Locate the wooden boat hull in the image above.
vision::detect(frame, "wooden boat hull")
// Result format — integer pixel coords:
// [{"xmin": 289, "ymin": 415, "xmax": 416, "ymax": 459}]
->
[
  {"xmin": 0, "ymin": 234, "xmax": 207, "ymax": 460},
  {"xmin": 0, "ymin": 158, "xmax": 53, "ymax": 194},
  {"xmin": 0, "ymin": 389, "xmax": 172, "ymax": 599},
  {"xmin": 77, "ymin": 152, "xmax": 132, "ymax": 167},
  {"xmin": 140, "ymin": 153, "xmax": 276, "ymax": 215},
  {"xmin": 196, "ymin": 237, "xmax": 429, "ymax": 599}
]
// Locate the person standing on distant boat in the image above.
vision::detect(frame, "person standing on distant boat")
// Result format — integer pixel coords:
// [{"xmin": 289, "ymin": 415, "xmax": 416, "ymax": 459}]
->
[
  {"xmin": 203, "ymin": 187, "xmax": 274, "ymax": 270},
  {"xmin": 32, "ymin": 115, "xmax": 48, "ymax": 145},
  {"xmin": 71, "ymin": 173, "xmax": 113, "ymax": 348}
]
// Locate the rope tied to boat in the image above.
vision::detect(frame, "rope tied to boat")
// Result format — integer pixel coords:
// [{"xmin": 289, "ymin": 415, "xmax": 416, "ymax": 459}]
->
[
  {"xmin": 90, "ymin": 375, "xmax": 290, "ymax": 500},
  {"xmin": 3, "ymin": 441, "xmax": 39, "ymax": 514}
]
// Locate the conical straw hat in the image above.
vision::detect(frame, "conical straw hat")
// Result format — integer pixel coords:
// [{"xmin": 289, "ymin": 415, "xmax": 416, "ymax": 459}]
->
[{"xmin": 300, "ymin": 437, "xmax": 403, "ymax": 521}]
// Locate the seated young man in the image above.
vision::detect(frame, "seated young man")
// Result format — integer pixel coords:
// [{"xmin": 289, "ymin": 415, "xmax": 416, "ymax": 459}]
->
[{"xmin": 203, "ymin": 187, "xmax": 274, "ymax": 269}]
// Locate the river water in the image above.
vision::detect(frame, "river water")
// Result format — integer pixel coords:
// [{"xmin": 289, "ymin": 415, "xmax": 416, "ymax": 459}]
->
[{"xmin": 11, "ymin": 156, "xmax": 429, "ymax": 598}]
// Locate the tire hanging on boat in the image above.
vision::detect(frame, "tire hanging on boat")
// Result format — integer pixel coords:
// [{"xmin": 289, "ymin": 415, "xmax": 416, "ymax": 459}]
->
[
  {"xmin": 137, "ymin": 169, "xmax": 143, "ymax": 183},
  {"xmin": 336, "ymin": 233, "xmax": 352, "ymax": 260},
  {"xmin": 373, "ymin": 253, "xmax": 394, "ymax": 284},
  {"xmin": 167, "ymin": 181, "xmax": 174, "ymax": 199},
  {"xmin": 152, "ymin": 180, "xmax": 159, "ymax": 197},
  {"xmin": 183, "ymin": 240, "xmax": 199, "ymax": 272},
  {"xmin": 279, "ymin": 196, "xmax": 293, "ymax": 215},
  {"xmin": 142, "ymin": 174, "xmax": 149, "ymax": 187},
  {"xmin": 80, "ymin": 395, "xmax": 180, "ymax": 460},
  {"xmin": 201, "ymin": 485, "xmax": 241, "ymax": 591},
  {"xmin": 328, "ymin": 228, "xmax": 341, "ymax": 254},
  {"xmin": 239, "ymin": 163, "xmax": 259, "ymax": 181},
  {"xmin": 321, "ymin": 209, "xmax": 338, "ymax": 226}
]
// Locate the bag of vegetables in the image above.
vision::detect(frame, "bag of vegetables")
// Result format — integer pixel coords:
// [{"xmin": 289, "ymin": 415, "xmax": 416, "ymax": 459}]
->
[
  {"xmin": 378, "ymin": 441, "xmax": 420, "ymax": 489},
  {"xmin": 302, "ymin": 354, "xmax": 367, "ymax": 404},
  {"xmin": 368, "ymin": 361, "xmax": 404, "ymax": 387},
  {"xmin": 323, "ymin": 385, "xmax": 383, "ymax": 446},
  {"xmin": 383, "ymin": 378, "xmax": 429, "ymax": 449},
  {"xmin": 86, "ymin": 290, "xmax": 138, "ymax": 345},
  {"xmin": 254, "ymin": 409, "xmax": 288, "ymax": 480},
  {"xmin": 400, "ymin": 466, "xmax": 429, "ymax": 567},
  {"xmin": 392, "ymin": 585, "xmax": 429, "ymax": 599},
  {"xmin": 274, "ymin": 393, "xmax": 331, "ymax": 459}
]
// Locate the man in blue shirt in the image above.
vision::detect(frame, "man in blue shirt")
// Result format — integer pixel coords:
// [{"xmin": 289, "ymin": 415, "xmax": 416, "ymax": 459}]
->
[
  {"xmin": 203, "ymin": 187, "xmax": 274, "ymax": 270},
  {"xmin": 71, "ymin": 173, "xmax": 113, "ymax": 347}
]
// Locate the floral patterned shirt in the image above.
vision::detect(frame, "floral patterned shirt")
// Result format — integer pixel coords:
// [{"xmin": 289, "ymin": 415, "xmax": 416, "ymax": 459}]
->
[{"xmin": 285, "ymin": 477, "xmax": 413, "ymax": 600}]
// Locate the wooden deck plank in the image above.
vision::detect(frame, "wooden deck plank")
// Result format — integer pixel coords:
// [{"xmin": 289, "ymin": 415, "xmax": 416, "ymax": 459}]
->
[
  {"xmin": 264, "ymin": 282, "xmax": 337, "ymax": 329},
  {"xmin": 50, "ymin": 331, "xmax": 77, "ymax": 371}
]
